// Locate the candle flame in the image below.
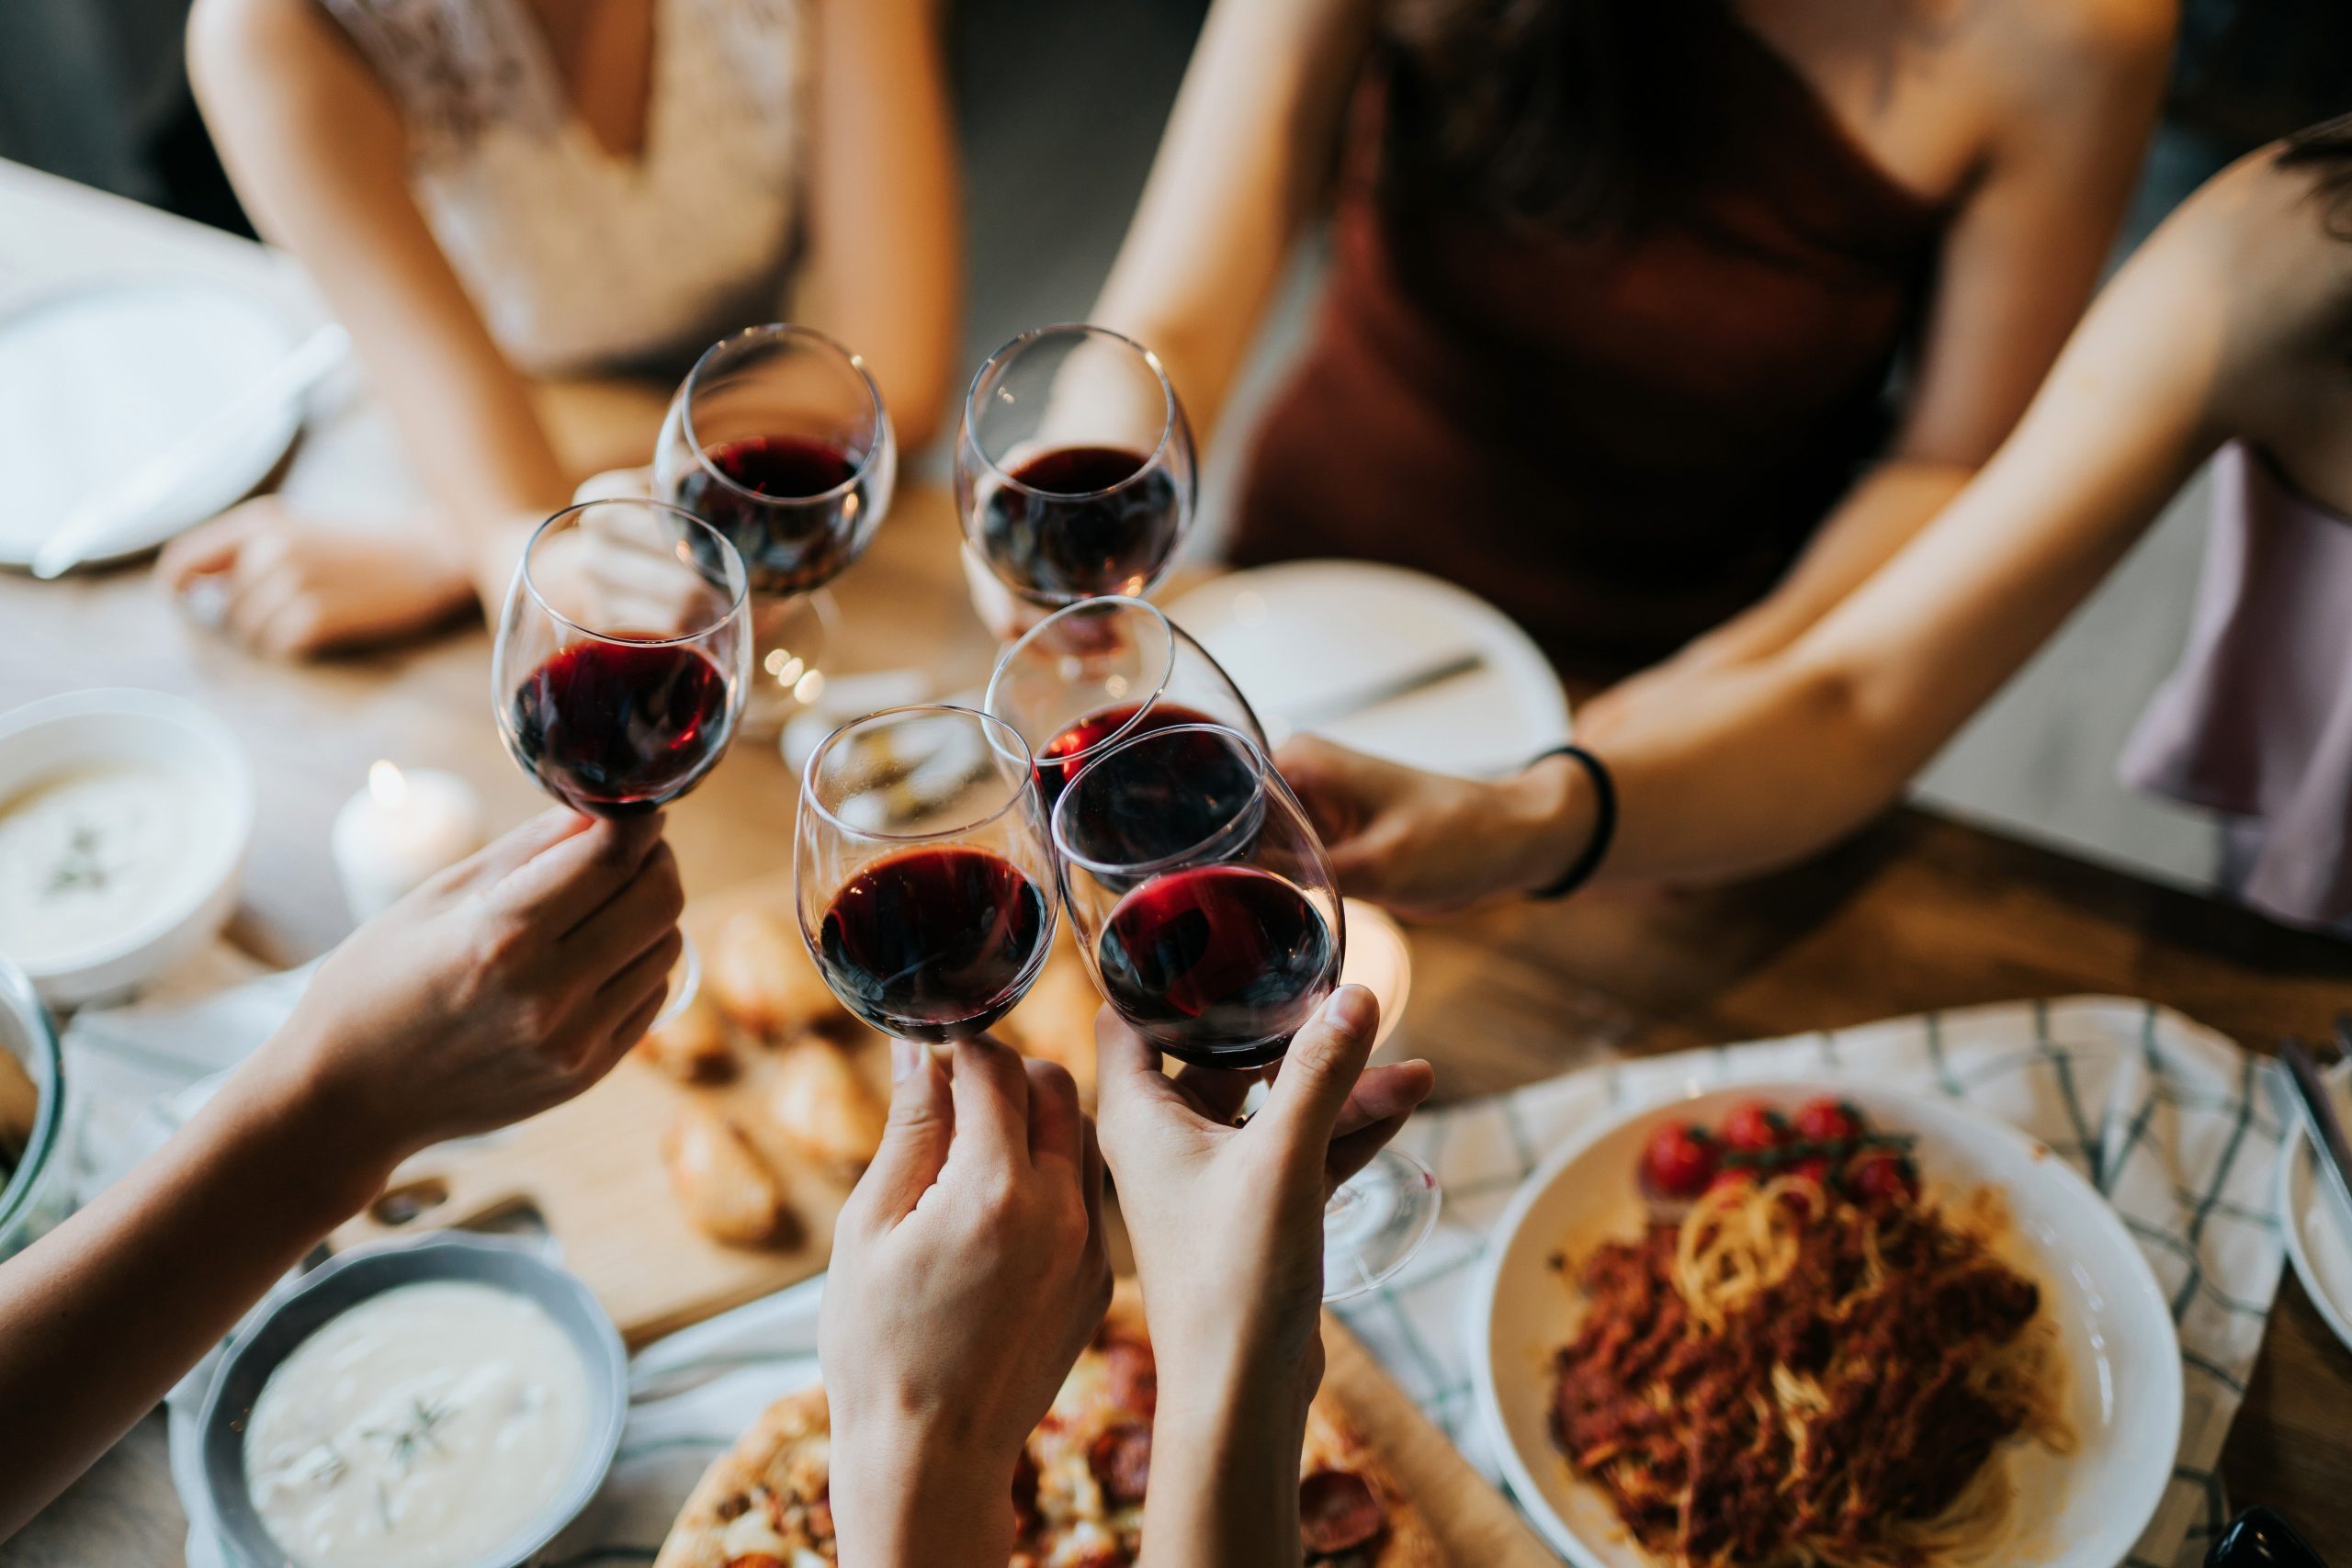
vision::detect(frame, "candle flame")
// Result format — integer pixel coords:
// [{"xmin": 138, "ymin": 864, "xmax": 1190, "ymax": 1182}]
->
[{"xmin": 368, "ymin": 761, "xmax": 409, "ymax": 808}]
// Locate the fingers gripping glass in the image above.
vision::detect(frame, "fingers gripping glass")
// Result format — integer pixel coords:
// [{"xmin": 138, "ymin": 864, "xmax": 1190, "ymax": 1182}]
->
[
  {"xmin": 1051, "ymin": 723, "xmax": 1440, "ymax": 1299},
  {"xmin": 655, "ymin": 324, "xmax": 896, "ymax": 735},
  {"xmin": 492, "ymin": 498, "xmax": 752, "ymax": 1024},
  {"xmin": 956, "ymin": 324, "xmax": 1196, "ymax": 609},
  {"xmin": 984, "ymin": 594, "xmax": 1265, "ymax": 814},
  {"xmin": 794, "ymin": 705, "xmax": 1058, "ymax": 1043}
]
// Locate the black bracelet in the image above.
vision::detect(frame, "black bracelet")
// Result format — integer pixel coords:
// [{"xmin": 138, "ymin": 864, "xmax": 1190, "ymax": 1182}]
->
[{"xmin": 1528, "ymin": 744, "xmax": 1615, "ymax": 900}]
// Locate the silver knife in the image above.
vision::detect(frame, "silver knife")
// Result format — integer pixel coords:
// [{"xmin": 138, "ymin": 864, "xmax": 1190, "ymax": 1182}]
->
[
  {"xmin": 2280, "ymin": 1036, "xmax": 2352, "ymax": 1247},
  {"xmin": 1273, "ymin": 649, "xmax": 1487, "ymax": 735}
]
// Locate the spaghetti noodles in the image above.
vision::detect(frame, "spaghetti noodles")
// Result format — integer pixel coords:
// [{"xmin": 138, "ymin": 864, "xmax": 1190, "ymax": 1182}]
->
[{"xmin": 1550, "ymin": 1111, "xmax": 2071, "ymax": 1568}]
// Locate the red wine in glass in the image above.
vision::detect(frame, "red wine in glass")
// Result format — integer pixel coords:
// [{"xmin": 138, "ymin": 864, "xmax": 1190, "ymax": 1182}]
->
[
  {"xmin": 1035, "ymin": 699, "xmax": 1225, "ymax": 806},
  {"xmin": 670, "ymin": 434, "xmax": 867, "ymax": 595},
  {"xmin": 816, "ymin": 845, "xmax": 1051, "ymax": 1042},
  {"xmin": 979, "ymin": 445, "xmax": 1181, "ymax": 603},
  {"xmin": 509, "ymin": 641, "xmax": 732, "ymax": 816},
  {"xmin": 1095, "ymin": 864, "xmax": 1339, "ymax": 1067}
]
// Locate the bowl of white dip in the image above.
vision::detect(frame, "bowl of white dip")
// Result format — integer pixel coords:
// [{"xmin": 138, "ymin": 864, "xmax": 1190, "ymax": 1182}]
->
[
  {"xmin": 0, "ymin": 954, "xmax": 68, "ymax": 1258},
  {"xmin": 0, "ymin": 688, "xmax": 254, "ymax": 1005},
  {"xmin": 198, "ymin": 1233, "xmax": 628, "ymax": 1568}
]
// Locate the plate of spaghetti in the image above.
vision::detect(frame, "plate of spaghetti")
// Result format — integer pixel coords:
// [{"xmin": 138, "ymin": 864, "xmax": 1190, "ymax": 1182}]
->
[{"xmin": 1471, "ymin": 1082, "xmax": 2179, "ymax": 1568}]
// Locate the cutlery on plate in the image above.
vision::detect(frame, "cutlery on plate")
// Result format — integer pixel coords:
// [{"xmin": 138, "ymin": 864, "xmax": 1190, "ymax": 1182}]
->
[
  {"xmin": 1270, "ymin": 649, "xmax": 1487, "ymax": 738},
  {"xmin": 30, "ymin": 321, "xmax": 350, "ymax": 580},
  {"xmin": 2280, "ymin": 1035, "xmax": 2352, "ymax": 1249}
]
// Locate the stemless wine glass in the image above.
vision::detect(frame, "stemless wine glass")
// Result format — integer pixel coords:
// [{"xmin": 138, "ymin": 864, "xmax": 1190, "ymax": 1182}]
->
[
  {"xmin": 956, "ymin": 324, "xmax": 1196, "ymax": 609},
  {"xmin": 492, "ymin": 498, "xmax": 751, "ymax": 1022},
  {"xmin": 985, "ymin": 594, "xmax": 1265, "ymax": 810},
  {"xmin": 1052, "ymin": 723, "xmax": 1441, "ymax": 1299},
  {"xmin": 654, "ymin": 323, "xmax": 896, "ymax": 736},
  {"xmin": 795, "ymin": 705, "xmax": 1058, "ymax": 1042}
]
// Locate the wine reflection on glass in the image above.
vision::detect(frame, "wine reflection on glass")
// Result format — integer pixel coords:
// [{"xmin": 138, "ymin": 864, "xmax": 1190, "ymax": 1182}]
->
[
  {"xmin": 955, "ymin": 324, "xmax": 1196, "ymax": 612},
  {"xmin": 985, "ymin": 594, "xmax": 1265, "ymax": 811},
  {"xmin": 492, "ymin": 498, "xmax": 752, "ymax": 1022},
  {"xmin": 655, "ymin": 323, "xmax": 895, "ymax": 736},
  {"xmin": 794, "ymin": 705, "xmax": 1058, "ymax": 1043},
  {"xmin": 1052, "ymin": 723, "xmax": 1441, "ymax": 1299}
]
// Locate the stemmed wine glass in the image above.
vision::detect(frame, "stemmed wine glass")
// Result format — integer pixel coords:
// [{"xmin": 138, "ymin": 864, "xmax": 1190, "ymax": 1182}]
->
[
  {"xmin": 1052, "ymin": 723, "xmax": 1441, "ymax": 1299},
  {"xmin": 985, "ymin": 594, "xmax": 1264, "ymax": 810},
  {"xmin": 956, "ymin": 324, "xmax": 1196, "ymax": 610},
  {"xmin": 492, "ymin": 498, "xmax": 751, "ymax": 1022},
  {"xmin": 654, "ymin": 324, "xmax": 896, "ymax": 736},
  {"xmin": 795, "ymin": 705, "xmax": 1057, "ymax": 1042}
]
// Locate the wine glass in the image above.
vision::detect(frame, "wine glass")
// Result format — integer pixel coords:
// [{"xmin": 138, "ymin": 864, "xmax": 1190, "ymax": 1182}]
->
[
  {"xmin": 654, "ymin": 324, "xmax": 895, "ymax": 737},
  {"xmin": 795, "ymin": 705, "xmax": 1057, "ymax": 1042},
  {"xmin": 956, "ymin": 324, "xmax": 1196, "ymax": 609},
  {"xmin": 985, "ymin": 594, "xmax": 1265, "ymax": 810},
  {"xmin": 1053, "ymin": 722, "xmax": 1441, "ymax": 1300},
  {"xmin": 492, "ymin": 498, "xmax": 751, "ymax": 1022}
]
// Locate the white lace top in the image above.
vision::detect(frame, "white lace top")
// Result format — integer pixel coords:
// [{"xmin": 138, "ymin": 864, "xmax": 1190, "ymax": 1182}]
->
[{"xmin": 321, "ymin": 0, "xmax": 807, "ymax": 375}]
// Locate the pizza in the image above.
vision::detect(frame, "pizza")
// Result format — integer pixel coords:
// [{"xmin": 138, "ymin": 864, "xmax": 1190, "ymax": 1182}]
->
[{"xmin": 654, "ymin": 1284, "xmax": 1442, "ymax": 1568}]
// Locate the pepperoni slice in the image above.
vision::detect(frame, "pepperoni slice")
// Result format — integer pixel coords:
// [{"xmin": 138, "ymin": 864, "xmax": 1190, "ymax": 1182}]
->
[
  {"xmin": 1102, "ymin": 1337, "xmax": 1159, "ymax": 1418},
  {"xmin": 1089, "ymin": 1419, "xmax": 1154, "ymax": 1505},
  {"xmin": 1300, "ymin": 1469, "xmax": 1386, "ymax": 1556},
  {"xmin": 723, "ymin": 1557, "xmax": 786, "ymax": 1568}
]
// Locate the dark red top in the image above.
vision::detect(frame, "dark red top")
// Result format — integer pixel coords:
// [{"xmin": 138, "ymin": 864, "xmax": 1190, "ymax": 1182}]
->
[{"xmin": 1227, "ymin": 17, "xmax": 1949, "ymax": 677}]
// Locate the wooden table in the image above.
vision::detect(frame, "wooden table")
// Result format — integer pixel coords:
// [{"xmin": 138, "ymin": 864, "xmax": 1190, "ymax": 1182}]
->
[{"xmin": 9, "ymin": 161, "xmax": 2352, "ymax": 1567}]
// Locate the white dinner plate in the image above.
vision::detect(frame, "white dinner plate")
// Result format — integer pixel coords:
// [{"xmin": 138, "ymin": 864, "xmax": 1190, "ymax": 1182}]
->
[
  {"xmin": 1164, "ymin": 559, "xmax": 1571, "ymax": 778},
  {"xmin": 1471, "ymin": 1080, "xmax": 2182, "ymax": 1568},
  {"xmin": 2278, "ymin": 1060, "xmax": 2352, "ymax": 1356},
  {"xmin": 0, "ymin": 278, "xmax": 300, "ymax": 569}
]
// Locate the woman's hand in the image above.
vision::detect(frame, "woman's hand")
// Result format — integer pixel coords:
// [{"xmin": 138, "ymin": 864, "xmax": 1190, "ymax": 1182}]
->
[
  {"xmin": 158, "ymin": 496, "xmax": 477, "ymax": 658},
  {"xmin": 262, "ymin": 808, "xmax": 684, "ymax": 1174},
  {"xmin": 1095, "ymin": 987, "xmax": 1430, "ymax": 1568},
  {"xmin": 821, "ymin": 1040, "xmax": 1111, "ymax": 1568},
  {"xmin": 1276, "ymin": 735, "xmax": 1597, "ymax": 917}
]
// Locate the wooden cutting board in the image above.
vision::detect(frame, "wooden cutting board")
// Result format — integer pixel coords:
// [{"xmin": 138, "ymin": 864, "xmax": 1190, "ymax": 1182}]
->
[{"xmin": 1323, "ymin": 1314, "xmax": 1561, "ymax": 1565}]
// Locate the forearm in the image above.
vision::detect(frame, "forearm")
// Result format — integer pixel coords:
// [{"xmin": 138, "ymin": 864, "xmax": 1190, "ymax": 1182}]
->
[
  {"xmin": 1137, "ymin": 1351, "xmax": 1311, "ymax": 1568},
  {"xmin": 0, "ymin": 1034, "xmax": 394, "ymax": 1540},
  {"xmin": 828, "ymin": 1421, "xmax": 1019, "ymax": 1568}
]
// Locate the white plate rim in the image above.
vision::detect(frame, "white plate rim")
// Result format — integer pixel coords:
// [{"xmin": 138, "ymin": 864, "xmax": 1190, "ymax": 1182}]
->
[
  {"xmin": 1163, "ymin": 558, "xmax": 1572, "ymax": 776},
  {"xmin": 1468, "ymin": 1077, "xmax": 2184, "ymax": 1568},
  {"xmin": 2278, "ymin": 1059, "xmax": 2352, "ymax": 1355},
  {"xmin": 0, "ymin": 275, "xmax": 301, "ymax": 569}
]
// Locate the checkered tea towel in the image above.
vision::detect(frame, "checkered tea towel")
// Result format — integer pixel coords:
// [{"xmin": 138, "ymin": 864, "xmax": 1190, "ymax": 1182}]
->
[{"xmin": 1344, "ymin": 995, "xmax": 2290, "ymax": 1568}]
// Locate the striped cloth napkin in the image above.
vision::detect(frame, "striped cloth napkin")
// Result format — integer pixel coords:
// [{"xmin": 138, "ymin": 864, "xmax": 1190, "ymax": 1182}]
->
[
  {"xmin": 1351, "ymin": 995, "xmax": 2289, "ymax": 1568},
  {"xmin": 162, "ymin": 995, "xmax": 2286, "ymax": 1567}
]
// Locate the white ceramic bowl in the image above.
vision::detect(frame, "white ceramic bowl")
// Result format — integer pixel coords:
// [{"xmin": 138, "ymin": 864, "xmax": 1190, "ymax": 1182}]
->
[
  {"xmin": 1471, "ymin": 1079, "xmax": 2182, "ymax": 1568},
  {"xmin": 0, "ymin": 689, "xmax": 254, "ymax": 1005},
  {"xmin": 2278, "ymin": 1060, "xmax": 2352, "ymax": 1357}
]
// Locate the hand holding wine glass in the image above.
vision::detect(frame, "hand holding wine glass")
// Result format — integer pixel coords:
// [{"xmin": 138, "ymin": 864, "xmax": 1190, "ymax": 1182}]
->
[{"xmin": 1053, "ymin": 723, "xmax": 1442, "ymax": 1297}]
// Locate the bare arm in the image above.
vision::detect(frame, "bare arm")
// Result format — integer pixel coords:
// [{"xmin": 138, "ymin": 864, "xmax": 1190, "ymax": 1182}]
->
[
  {"xmin": 1089, "ymin": 0, "xmax": 1372, "ymax": 444},
  {"xmin": 187, "ymin": 0, "xmax": 571, "ymax": 600},
  {"xmin": 0, "ymin": 813, "xmax": 682, "ymax": 1540},
  {"xmin": 1588, "ymin": 0, "xmax": 2176, "ymax": 712},
  {"xmin": 792, "ymin": 0, "xmax": 960, "ymax": 450}
]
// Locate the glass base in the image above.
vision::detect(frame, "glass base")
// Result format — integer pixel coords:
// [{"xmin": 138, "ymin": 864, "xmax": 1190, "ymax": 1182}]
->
[
  {"xmin": 741, "ymin": 588, "xmax": 841, "ymax": 740},
  {"xmin": 1321, "ymin": 1146, "xmax": 1442, "ymax": 1303}
]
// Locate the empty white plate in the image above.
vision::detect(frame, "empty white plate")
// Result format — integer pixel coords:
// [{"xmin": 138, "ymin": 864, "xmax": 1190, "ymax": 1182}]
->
[
  {"xmin": 2278, "ymin": 1060, "xmax": 2352, "ymax": 1356},
  {"xmin": 0, "ymin": 279, "xmax": 300, "ymax": 570},
  {"xmin": 1164, "ymin": 559, "xmax": 1570, "ymax": 778}
]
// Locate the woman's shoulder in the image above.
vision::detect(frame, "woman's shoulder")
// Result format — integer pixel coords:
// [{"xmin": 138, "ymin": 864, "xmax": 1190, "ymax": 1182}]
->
[{"xmin": 1971, "ymin": 0, "xmax": 2176, "ymax": 109}]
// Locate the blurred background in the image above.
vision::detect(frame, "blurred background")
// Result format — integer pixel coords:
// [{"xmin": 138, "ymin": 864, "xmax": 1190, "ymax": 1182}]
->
[{"xmin": 1, "ymin": 0, "xmax": 2346, "ymax": 894}]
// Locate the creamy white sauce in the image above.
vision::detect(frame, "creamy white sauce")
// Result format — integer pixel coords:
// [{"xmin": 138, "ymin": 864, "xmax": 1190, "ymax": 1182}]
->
[
  {"xmin": 243, "ymin": 1281, "xmax": 591, "ymax": 1568},
  {"xmin": 0, "ymin": 764, "xmax": 204, "ymax": 967}
]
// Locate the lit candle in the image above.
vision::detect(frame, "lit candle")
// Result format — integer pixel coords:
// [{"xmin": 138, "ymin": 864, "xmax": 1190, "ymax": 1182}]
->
[
  {"xmin": 330, "ymin": 762, "xmax": 486, "ymax": 923},
  {"xmin": 1338, "ymin": 898, "xmax": 1413, "ymax": 1049}
]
